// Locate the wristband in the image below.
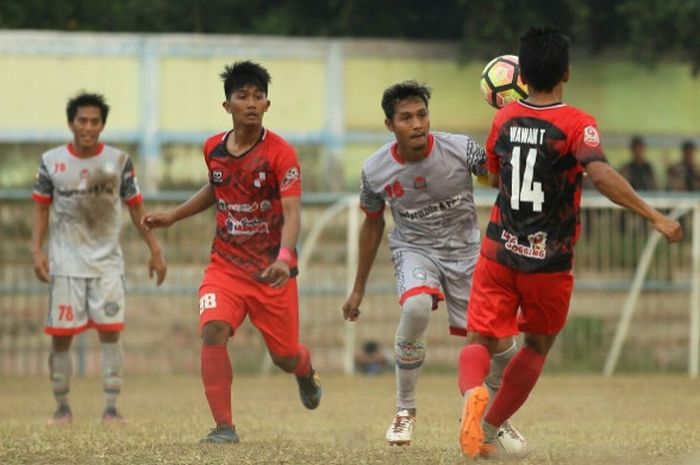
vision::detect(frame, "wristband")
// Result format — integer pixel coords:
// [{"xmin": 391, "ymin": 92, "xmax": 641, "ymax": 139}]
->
[{"xmin": 277, "ymin": 247, "xmax": 294, "ymax": 264}]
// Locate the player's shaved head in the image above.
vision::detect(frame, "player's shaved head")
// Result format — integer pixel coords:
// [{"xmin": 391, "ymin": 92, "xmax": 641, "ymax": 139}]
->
[
  {"xmin": 381, "ymin": 81, "xmax": 431, "ymax": 120},
  {"xmin": 519, "ymin": 26, "xmax": 570, "ymax": 92},
  {"xmin": 66, "ymin": 92, "xmax": 109, "ymax": 123},
  {"xmin": 220, "ymin": 61, "xmax": 271, "ymax": 100}
]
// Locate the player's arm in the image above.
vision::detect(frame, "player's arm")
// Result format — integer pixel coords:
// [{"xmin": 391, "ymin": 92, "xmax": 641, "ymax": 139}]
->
[
  {"xmin": 127, "ymin": 202, "xmax": 167, "ymax": 285},
  {"xmin": 141, "ymin": 182, "xmax": 216, "ymax": 231},
  {"xmin": 342, "ymin": 213, "xmax": 385, "ymax": 322},
  {"xmin": 586, "ymin": 160, "xmax": 682, "ymax": 242},
  {"xmin": 261, "ymin": 195, "xmax": 300, "ymax": 289},
  {"xmin": 31, "ymin": 202, "xmax": 50, "ymax": 283}
]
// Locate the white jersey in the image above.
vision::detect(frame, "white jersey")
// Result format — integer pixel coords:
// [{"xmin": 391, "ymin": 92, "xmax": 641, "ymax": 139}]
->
[
  {"xmin": 32, "ymin": 143, "xmax": 142, "ymax": 277},
  {"xmin": 360, "ymin": 131, "xmax": 486, "ymax": 259}
]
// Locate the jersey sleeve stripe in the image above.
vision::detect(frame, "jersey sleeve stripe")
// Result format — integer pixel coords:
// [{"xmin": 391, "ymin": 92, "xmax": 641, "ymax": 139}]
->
[
  {"xmin": 31, "ymin": 192, "xmax": 52, "ymax": 204},
  {"xmin": 124, "ymin": 193, "xmax": 143, "ymax": 206},
  {"xmin": 361, "ymin": 205, "xmax": 385, "ymax": 218}
]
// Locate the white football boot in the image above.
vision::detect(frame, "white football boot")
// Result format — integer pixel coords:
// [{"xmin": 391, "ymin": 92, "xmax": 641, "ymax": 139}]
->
[
  {"xmin": 494, "ymin": 420, "xmax": 528, "ymax": 457},
  {"xmin": 386, "ymin": 409, "xmax": 415, "ymax": 446}
]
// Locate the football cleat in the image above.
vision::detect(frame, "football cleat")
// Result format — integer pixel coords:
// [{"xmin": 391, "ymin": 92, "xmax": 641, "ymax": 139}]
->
[
  {"xmin": 296, "ymin": 369, "xmax": 322, "ymax": 410},
  {"xmin": 459, "ymin": 386, "xmax": 489, "ymax": 458},
  {"xmin": 101, "ymin": 407, "xmax": 128, "ymax": 424},
  {"xmin": 47, "ymin": 404, "xmax": 72, "ymax": 426},
  {"xmin": 495, "ymin": 420, "xmax": 528, "ymax": 457},
  {"xmin": 386, "ymin": 409, "xmax": 415, "ymax": 446},
  {"xmin": 199, "ymin": 425, "xmax": 240, "ymax": 444}
]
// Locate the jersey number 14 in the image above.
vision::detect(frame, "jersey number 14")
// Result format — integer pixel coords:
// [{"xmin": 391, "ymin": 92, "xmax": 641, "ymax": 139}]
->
[{"xmin": 510, "ymin": 146, "xmax": 544, "ymax": 212}]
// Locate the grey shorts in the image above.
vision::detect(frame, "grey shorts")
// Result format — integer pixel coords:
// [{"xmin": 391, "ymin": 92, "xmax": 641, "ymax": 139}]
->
[
  {"xmin": 45, "ymin": 275, "xmax": 126, "ymax": 335},
  {"xmin": 392, "ymin": 245, "xmax": 479, "ymax": 336}
]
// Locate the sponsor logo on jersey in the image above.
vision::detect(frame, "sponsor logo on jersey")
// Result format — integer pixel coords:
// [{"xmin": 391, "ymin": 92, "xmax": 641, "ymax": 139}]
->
[
  {"xmin": 225, "ymin": 216, "xmax": 269, "ymax": 235},
  {"xmin": 217, "ymin": 200, "xmax": 260, "ymax": 213},
  {"xmin": 527, "ymin": 231, "xmax": 548, "ymax": 253},
  {"xmin": 583, "ymin": 126, "xmax": 600, "ymax": 147},
  {"xmin": 501, "ymin": 230, "xmax": 546, "ymax": 260},
  {"xmin": 397, "ymin": 194, "xmax": 462, "ymax": 221},
  {"xmin": 260, "ymin": 200, "xmax": 272, "ymax": 211},
  {"xmin": 281, "ymin": 167, "xmax": 300, "ymax": 191},
  {"xmin": 211, "ymin": 170, "xmax": 224, "ymax": 184},
  {"xmin": 414, "ymin": 176, "xmax": 427, "ymax": 189}
]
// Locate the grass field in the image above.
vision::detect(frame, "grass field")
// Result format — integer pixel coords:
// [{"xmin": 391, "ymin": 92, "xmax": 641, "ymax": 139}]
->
[{"xmin": 1, "ymin": 373, "xmax": 700, "ymax": 465}]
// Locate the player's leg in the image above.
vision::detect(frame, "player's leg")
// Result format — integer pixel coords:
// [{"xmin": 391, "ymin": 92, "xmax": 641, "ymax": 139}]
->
[
  {"xmin": 387, "ymin": 249, "xmax": 443, "ymax": 445},
  {"xmin": 198, "ymin": 266, "xmax": 246, "ymax": 444},
  {"xmin": 440, "ymin": 248, "xmax": 519, "ymax": 401},
  {"xmin": 49, "ymin": 335, "xmax": 74, "ymax": 424},
  {"xmin": 88, "ymin": 275, "xmax": 126, "ymax": 422},
  {"xmin": 457, "ymin": 257, "xmax": 520, "ymax": 457},
  {"xmin": 481, "ymin": 269, "xmax": 573, "ymax": 451},
  {"xmin": 248, "ymin": 279, "xmax": 321, "ymax": 410},
  {"xmin": 45, "ymin": 276, "xmax": 89, "ymax": 425}
]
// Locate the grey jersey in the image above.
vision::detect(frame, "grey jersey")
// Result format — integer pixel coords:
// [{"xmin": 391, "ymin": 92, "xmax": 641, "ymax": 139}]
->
[
  {"xmin": 360, "ymin": 131, "xmax": 486, "ymax": 259},
  {"xmin": 32, "ymin": 144, "xmax": 141, "ymax": 277}
]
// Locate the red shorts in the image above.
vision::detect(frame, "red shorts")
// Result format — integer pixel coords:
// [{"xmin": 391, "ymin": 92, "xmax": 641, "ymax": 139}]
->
[
  {"xmin": 199, "ymin": 255, "xmax": 299, "ymax": 357},
  {"xmin": 467, "ymin": 257, "xmax": 574, "ymax": 338}
]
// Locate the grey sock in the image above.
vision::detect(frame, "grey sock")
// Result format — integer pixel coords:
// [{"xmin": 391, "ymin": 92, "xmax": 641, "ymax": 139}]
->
[
  {"xmin": 49, "ymin": 350, "xmax": 73, "ymax": 408},
  {"xmin": 484, "ymin": 340, "xmax": 517, "ymax": 405},
  {"xmin": 101, "ymin": 342, "xmax": 123, "ymax": 409}
]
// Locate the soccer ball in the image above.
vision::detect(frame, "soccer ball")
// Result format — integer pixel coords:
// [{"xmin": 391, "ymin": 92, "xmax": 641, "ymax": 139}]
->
[{"xmin": 480, "ymin": 55, "xmax": 528, "ymax": 109}]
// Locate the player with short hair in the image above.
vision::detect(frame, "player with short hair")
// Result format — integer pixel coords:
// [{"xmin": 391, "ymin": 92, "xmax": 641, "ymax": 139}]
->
[
  {"xmin": 457, "ymin": 26, "xmax": 683, "ymax": 459},
  {"xmin": 32, "ymin": 92, "xmax": 167, "ymax": 425},
  {"xmin": 141, "ymin": 61, "xmax": 321, "ymax": 444},
  {"xmin": 342, "ymin": 81, "xmax": 524, "ymax": 449}
]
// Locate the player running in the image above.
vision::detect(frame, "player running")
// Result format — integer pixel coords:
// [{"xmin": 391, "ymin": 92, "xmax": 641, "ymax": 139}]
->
[
  {"xmin": 142, "ymin": 61, "xmax": 321, "ymax": 444},
  {"xmin": 457, "ymin": 26, "xmax": 683, "ymax": 459},
  {"xmin": 342, "ymin": 81, "xmax": 525, "ymax": 451},
  {"xmin": 32, "ymin": 92, "xmax": 167, "ymax": 425}
]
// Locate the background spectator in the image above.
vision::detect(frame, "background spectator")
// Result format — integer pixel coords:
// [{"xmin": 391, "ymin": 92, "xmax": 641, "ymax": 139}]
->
[
  {"xmin": 618, "ymin": 135, "xmax": 657, "ymax": 191},
  {"xmin": 667, "ymin": 140, "xmax": 700, "ymax": 191}
]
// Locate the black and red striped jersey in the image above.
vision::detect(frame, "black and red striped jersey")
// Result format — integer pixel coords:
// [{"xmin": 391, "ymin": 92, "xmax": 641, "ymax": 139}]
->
[
  {"xmin": 481, "ymin": 100, "xmax": 607, "ymax": 272},
  {"xmin": 203, "ymin": 128, "xmax": 301, "ymax": 279}
]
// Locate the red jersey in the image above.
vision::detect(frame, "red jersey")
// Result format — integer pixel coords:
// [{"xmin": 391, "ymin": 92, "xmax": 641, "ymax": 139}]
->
[
  {"xmin": 203, "ymin": 128, "xmax": 301, "ymax": 279},
  {"xmin": 482, "ymin": 101, "xmax": 607, "ymax": 272}
]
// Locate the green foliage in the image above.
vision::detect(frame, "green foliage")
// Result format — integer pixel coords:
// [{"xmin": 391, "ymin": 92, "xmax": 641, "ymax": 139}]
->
[{"xmin": 1, "ymin": 0, "xmax": 699, "ymax": 73}]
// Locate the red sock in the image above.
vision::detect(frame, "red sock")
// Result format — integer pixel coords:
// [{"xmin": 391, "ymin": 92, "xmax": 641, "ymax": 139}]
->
[
  {"xmin": 201, "ymin": 345, "xmax": 233, "ymax": 427},
  {"xmin": 293, "ymin": 344, "xmax": 311, "ymax": 377},
  {"xmin": 457, "ymin": 344, "xmax": 491, "ymax": 395},
  {"xmin": 484, "ymin": 347, "xmax": 545, "ymax": 428}
]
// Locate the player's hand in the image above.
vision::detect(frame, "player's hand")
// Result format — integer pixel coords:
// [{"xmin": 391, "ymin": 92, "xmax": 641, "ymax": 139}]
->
[
  {"xmin": 654, "ymin": 216, "xmax": 683, "ymax": 243},
  {"xmin": 342, "ymin": 290, "xmax": 364, "ymax": 322},
  {"xmin": 149, "ymin": 250, "xmax": 167, "ymax": 286},
  {"xmin": 32, "ymin": 250, "xmax": 50, "ymax": 283},
  {"xmin": 261, "ymin": 260, "xmax": 290, "ymax": 288},
  {"xmin": 141, "ymin": 211, "xmax": 175, "ymax": 231}
]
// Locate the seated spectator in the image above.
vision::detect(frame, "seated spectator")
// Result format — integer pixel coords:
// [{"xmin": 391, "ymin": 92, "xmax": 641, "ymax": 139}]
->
[
  {"xmin": 667, "ymin": 140, "xmax": 700, "ymax": 191},
  {"xmin": 618, "ymin": 135, "xmax": 657, "ymax": 191},
  {"xmin": 355, "ymin": 340, "xmax": 392, "ymax": 375}
]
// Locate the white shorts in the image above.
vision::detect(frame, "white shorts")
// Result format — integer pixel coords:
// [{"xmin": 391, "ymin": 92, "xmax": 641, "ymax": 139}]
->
[
  {"xmin": 392, "ymin": 245, "xmax": 480, "ymax": 337},
  {"xmin": 45, "ymin": 275, "xmax": 126, "ymax": 336}
]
